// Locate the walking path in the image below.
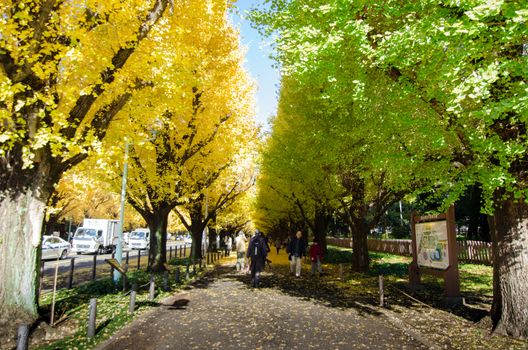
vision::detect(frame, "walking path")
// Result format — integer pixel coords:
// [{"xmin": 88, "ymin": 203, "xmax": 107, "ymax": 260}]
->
[{"xmin": 97, "ymin": 256, "xmax": 428, "ymax": 350}]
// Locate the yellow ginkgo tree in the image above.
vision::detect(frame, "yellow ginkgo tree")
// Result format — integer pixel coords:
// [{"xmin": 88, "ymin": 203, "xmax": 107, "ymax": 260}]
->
[
  {"xmin": 95, "ymin": 0, "xmax": 257, "ymax": 270},
  {"xmin": 0, "ymin": 0, "xmax": 174, "ymax": 318}
]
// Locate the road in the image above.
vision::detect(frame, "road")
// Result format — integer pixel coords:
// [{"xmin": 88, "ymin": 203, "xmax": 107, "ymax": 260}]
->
[{"xmin": 40, "ymin": 241, "xmax": 191, "ymax": 292}]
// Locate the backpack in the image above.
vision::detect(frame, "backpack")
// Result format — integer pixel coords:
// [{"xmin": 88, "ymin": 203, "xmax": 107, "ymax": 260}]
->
[{"xmin": 251, "ymin": 237, "xmax": 263, "ymax": 258}]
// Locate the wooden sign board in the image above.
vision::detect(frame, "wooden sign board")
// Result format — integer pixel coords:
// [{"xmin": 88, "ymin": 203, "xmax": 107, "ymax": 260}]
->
[
  {"xmin": 416, "ymin": 220, "xmax": 450, "ymax": 270},
  {"xmin": 409, "ymin": 206, "xmax": 461, "ymax": 306},
  {"xmin": 105, "ymin": 258, "xmax": 126, "ymax": 275}
]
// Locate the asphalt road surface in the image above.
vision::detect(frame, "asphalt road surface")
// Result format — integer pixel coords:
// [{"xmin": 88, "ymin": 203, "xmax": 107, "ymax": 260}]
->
[
  {"xmin": 96, "ymin": 264, "xmax": 428, "ymax": 350},
  {"xmin": 40, "ymin": 241, "xmax": 190, "ymax": 292}
]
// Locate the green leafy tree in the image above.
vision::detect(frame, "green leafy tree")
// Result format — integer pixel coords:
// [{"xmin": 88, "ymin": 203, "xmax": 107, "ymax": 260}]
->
[{"xmin": 252, "ymin": 0, "xmax": 528, "ymax": 337}]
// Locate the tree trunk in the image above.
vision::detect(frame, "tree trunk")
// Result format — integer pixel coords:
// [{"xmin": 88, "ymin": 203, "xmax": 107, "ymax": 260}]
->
[
  {"xmin": 489, "ymin": 199, "xmax": 528, "ymax": 338},
  {"xmin": 146, "ymin": 209, "xmax": 169, "ymax": 272},
  {"xmin": 0, "ymin": 187, "xmax": 49, "ymax": 318},
  {"xmin": 479, "ymin": 213, "xmax": 490, "ymax": 242},
  {"xmin": 207, "ymin": 212, "xmax": 217, "ymax": 252},
  {"xmin": 208, "ymin": 229, "xmax": 217, "ymax": 252},
  {"xmin": 350, "ymin": 217, "xmax": 370, "ymax": 272},
  {"xmin": 190, "ymin": 222, "xmax": 204, "ymax": 261},
  {"xmin": 189, "ymin": 204, "xmax": 205, "ymax": 261},
  {"xmin": 313, "ymin": 207, "xmax": 329, "ymax": 255}
]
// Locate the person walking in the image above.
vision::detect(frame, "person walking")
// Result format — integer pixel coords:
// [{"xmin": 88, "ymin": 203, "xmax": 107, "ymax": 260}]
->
[
  {"xmin": 274, "ymin": 237, "xmax": 282, "ymax": 254},
  {"xmin": 287, "ymin": 231, "xmax": 306, "ymax": 277},
  {"xmin": 234, "ymin": 231, "xmax": 247, "ymax": 271},
  {"xmin": 247, "ymin": 230, "xmax": 268, "ymax": 287},
  {"xmin": 309, "ymin": 238, "xmax": 323, "ymax": 276},
  {"xmin": 225, "ymin": 234, "xmax": 233, "ymax": 256}
]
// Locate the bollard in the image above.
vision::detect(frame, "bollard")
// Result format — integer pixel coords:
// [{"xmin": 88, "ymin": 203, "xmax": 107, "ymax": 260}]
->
[
  {"xmin": 163, "ymin": 270, "xmax": 169, "ymax": 291},
  {"xmin": 129, "ymin": 284, "xmax": 137, "ymax": 314},
  {"xmin": 379, "ymin": 275, "xmax": 384, "ymax": 307},
  {"xmin": 67, "ymin": 258, "xmax": 75, "ymax": 289},
  {"xmin": 16, "ymin": 324, "xmax": 29, "ymax": 350},
  {"xmin": 137, "ymin": 250, "xmax": 141, "ymax": 270},
  {"xmin": 339, "ymin": 264, "xmax": 343, "ymax": 280},
  {"xmin": 175, "ymin": 266, "xmax": 181, "ymax": 284},
  {"xmin": 87, "ymin": 298, "xmax": 97, "ymax": 338},
  {"xmin": 92, "ymin": 255, "xmax": 97, "ymax": 280},
  {"xmin": 126, "ymin": 251, "xmax": 130, "ymax": 265},
  {"xmin": 149, "ymin": 275, "xmax": 155, "ymax": 301},
  {"xmin": 169, "ymin": 246, "xmax": 173, "ymax": 260}
]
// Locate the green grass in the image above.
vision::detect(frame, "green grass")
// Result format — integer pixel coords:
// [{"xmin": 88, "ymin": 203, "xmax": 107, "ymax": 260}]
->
[
  {"xmin": 37, "ymin": 269, "xmax": 195, "ymax": 350},
  {"xmin": 325, "ymin": 246, "xmax": 492, "ymax": 296},
  {"xmin": 459, "ymin": 263, "xmax": 493, "ymax": 296},
  {"xmin": 168, "ymin": 256, "xmax": 193, "ymax": 266},
  {"xmin": 324, "ymin": 246, "xmax": 354, "ymax": 264}
]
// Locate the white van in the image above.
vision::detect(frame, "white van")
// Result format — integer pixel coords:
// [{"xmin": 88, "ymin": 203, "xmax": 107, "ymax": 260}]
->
[
  {"xmin": 72, "ymin": 218, "xmax": 118, "ymax": 254},
  {"xmin": 128, "ymin": 228, "xmax": 150, "ymax": 250}
]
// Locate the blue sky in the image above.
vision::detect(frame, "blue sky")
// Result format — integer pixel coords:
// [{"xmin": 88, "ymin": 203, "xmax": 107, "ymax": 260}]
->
[{"xmin": 230, "ymin": 1, "xmax": 279, "ymax": 131}]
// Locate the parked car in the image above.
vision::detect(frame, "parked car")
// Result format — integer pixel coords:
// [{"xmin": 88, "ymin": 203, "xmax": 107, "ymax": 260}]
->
[{"xmin": 41, "ymin": 235, "xmax": 71, "ymax": 260}]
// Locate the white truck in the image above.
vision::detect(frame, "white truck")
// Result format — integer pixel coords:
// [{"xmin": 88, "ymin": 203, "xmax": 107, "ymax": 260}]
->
[
  {"xmin": 72, "ymin": 218, "xmax": 119, "ymax": 254},
  {"xmin": 128, "ymin": 228, "xmax": 150, "ymax": 250}
]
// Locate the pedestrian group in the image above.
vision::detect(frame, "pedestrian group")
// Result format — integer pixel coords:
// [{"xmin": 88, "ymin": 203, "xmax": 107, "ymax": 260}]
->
[{"xmin": 229, "ymin": 229, "xmax": 323, "ymax": 288}]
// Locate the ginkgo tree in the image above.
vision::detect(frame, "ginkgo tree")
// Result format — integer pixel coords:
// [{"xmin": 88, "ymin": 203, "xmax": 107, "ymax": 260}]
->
[
  {"xmin": 0, "ymin": 0, "xmax": 176, "ymax": 318},
  {"xmin": 256, "ymin": 67, "xmax": 451, "ymax": 269},
  {"xmin": 44, "ymin": 170, "xmax": 145, "ymax": 234},
  {"xmin": 255, "ymin": 82, "xmax": 338, "ymax": 254},
  {"xmin": 91, "ymin": 0, "xmax": 256, "ymax": 270},
  {"xmin": 252, "ymin": 0, "xmax": 528, "ymax": 337},
  {"xmin": 174, "ymin": 118, "xmax": 259, "ymax": 261}
]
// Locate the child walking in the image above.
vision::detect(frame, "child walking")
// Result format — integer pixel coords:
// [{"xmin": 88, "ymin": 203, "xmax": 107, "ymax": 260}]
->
[{"xmin": 309, "ymin": 238, "xmax": 323, "ymax": 276}]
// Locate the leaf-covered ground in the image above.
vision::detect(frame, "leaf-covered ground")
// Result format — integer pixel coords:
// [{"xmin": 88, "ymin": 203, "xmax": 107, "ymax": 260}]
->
[
  {"xmin": 0, "ymin": 258, "xmax": 206, "ymax": 350},
  {"xmin": 3, "ymin": 247, "xmax": 526, "ymax": 349},
  {"xmin": 97, "ymin": 248, "xmax": 527, "ymax": 350}
]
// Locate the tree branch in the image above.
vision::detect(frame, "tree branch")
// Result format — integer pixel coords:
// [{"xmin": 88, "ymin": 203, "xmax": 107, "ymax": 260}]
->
[
  {"xmin": 174, "ymin": 208, "xmax": 191, "ymax": 231},
  {"xmin": 63, "ymin": 0, "xmax": 170, "ymax": 138}
]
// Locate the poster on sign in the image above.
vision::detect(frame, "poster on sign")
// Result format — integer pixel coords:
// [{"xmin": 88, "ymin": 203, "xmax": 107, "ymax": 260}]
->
[{"xmin": 415, "ymin": 220, "xmax": 449, "ymax": 270}]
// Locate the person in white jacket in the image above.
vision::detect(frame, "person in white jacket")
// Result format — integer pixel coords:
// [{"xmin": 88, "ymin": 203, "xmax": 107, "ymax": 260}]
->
[{"xmin": 234, "ymin": 231, "xmax": 247, "ymax": 271}]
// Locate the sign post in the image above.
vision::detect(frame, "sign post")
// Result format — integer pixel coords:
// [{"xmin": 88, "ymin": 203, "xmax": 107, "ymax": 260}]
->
[
  {"xmin": 106, "ymin": 258, "xmax": 128, "ymax": 288},
  {"xmin": 409, "ymin": 206, "xmax": 461, "ymax": 306}
]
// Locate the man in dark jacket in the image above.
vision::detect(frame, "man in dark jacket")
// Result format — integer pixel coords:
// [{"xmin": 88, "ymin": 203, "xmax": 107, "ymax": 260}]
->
[
  {"xmin": 287, "ymin": 231, "xmax": 306, "ymax": 277},
  {"xmin": 247, "ymin": 230, "xmax": 268, "ymax": 287}
]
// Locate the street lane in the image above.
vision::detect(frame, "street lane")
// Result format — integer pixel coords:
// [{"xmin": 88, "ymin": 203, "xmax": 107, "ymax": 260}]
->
[{"xmin": 40, "ymin": 241, "xmax": 191, "ymax": 292}]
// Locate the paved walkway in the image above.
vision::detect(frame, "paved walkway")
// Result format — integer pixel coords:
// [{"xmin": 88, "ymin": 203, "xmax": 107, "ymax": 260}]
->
[{"xmin": 97, "ymin": 262, "xmax": 428, "ymax": 350}]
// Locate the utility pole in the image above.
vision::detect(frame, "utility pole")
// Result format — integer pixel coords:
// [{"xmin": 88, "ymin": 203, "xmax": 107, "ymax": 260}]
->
[{"xmin": 114, "ymin": 142, "xmax": 129, "ymax": 283}]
